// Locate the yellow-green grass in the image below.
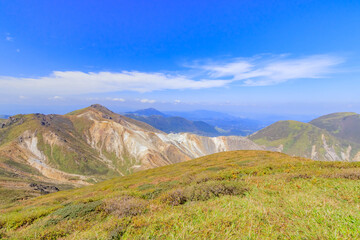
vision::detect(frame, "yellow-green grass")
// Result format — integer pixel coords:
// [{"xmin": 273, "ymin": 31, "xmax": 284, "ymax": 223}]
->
[{"xmin": 1, "ymin": 150, "xmax": 360, "ymax": 239}]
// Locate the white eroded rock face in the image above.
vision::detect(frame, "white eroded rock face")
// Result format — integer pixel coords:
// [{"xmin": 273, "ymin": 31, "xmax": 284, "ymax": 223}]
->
[
  {"xmin": 17, "ymin": 131, "xmax": 91, "ymax": 185},
  {"xmin": 82, "ymin": 111, "xmax": 265, "ymax": 171}
]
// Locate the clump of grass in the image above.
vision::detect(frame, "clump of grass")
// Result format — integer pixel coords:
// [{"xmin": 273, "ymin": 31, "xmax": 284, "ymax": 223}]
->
[
  {"xmin": 104, "ymin": 196, "xmax": 148, "ymax": 218},
  {"xmin": 137, "ymin": 183, "xmax": 154, "ymax": 191},
  {"xmin": 161, "ymin": 180, "xmax": 248, "ymax": 206}
]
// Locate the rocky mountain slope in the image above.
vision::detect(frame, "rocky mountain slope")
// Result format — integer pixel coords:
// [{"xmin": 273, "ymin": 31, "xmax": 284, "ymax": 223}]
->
[
  {"xmin": 249, "ymin": 120, "xmax": 360, "ymax": 161},
  {"xmin": 0, "ymin": 104, "xmax": 264, "ymax": 199}
]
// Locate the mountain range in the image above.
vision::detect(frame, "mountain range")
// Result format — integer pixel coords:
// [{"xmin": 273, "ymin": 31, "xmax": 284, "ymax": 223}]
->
[
  {"xmin": 1, "ymin": 105, "xmax": 360, "ymax": 202},
  {"xmin": 125, "ymin": 109, "xmax": 220, "ymax": 136},
  {"xmin": 0, "ymin": 104, "xmax": 264, "ymax": 199},
  {"xmin": 125, "ymin": 108, "xmax": 264, "ymax": 136}
]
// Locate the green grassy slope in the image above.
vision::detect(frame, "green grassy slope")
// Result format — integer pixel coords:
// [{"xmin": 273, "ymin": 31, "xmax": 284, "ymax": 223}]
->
[
  {"xmin": 249, "ymin": 120, "xmax": 360, "ymax": 160},
  {"xmin": 1, "ymin": 150, "xmax": 360, "ymax": 239},
  {"xmin": 310, "ymin": 112, "xmax": 360, "ymax": 144}
]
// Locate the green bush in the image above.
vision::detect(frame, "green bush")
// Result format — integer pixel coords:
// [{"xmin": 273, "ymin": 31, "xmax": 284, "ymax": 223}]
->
[{"xmin": 45, "ymin": 201, "xmax": 102, "ymax": 226}]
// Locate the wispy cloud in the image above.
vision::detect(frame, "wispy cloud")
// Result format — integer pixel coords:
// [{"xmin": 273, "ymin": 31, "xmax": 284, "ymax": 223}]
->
[
  {"xmin": 0, "ymin": 54, "xmax": 343, "ymax": 97},
  {"xmin": 107, "ymin": 97, "xmax": 125, "ymax": 102},
  {"xmin": 48, "ymin": 96, "xmax": 63, "ymax": 100},
  {"xmin": 140, "ymin": 99, "xmax": 156, "ymax": 103},
  {"xmin": 193, "ymin": 54, "xmax": 344, "ymax": 86},
  {"xmin": 0, "ymin": 71, "xmax": 229, "ymax": 96}
]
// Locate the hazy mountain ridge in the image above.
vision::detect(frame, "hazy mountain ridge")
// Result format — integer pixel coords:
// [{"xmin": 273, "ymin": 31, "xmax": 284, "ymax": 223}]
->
[
  {"xmin": 0, "ymin": 105, "xmax": 264, "ymax": 197},
  {"xmin": 125, "ymin": 113, "xmax": 220, "ymax": 136},
  {"xmin": 165, "ymin": 110, "xmax": 265, "ymax": 135},
  {"xmin": 126, "ymin": 108, "xmax": 264, "ymax": 136}
]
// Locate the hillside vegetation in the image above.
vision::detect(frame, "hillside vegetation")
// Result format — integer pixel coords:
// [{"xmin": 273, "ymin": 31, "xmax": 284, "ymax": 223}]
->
[
  {"xmin": 310, "ymin": 112, "xmax": 360, "ymax": 144},
  {"xmin": 250, "ymin": 120, "xmax": 360, "ymax": 161},
  {"xmin": 1, "ymin": 150, "xmax": 360, "ymax": 239}
]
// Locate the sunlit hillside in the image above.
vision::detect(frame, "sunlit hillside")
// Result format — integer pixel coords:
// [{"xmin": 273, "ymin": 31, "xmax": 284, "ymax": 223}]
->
[{"xmin": 1, "ymin": 150, "xmax": 360, "ymax": 239}]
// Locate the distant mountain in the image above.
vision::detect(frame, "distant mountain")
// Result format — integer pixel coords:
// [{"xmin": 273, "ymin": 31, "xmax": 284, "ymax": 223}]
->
[
  {"xmin": 125, "ymin": 112, "xmax": 221, "ymax": 136},
  {"xmin": 249, "ymin": 119, "xmax": 360, "ymax": 161},
  {"xmin": 128, "ymin": 108, "xmax": 168, "ymax": 117},
  {"xmin": 0, "ymin": 104, "xmax": 264, "ymax": 198},
  {"xmin": 310, "ymin": 112, "xmax": 360, "ymax": 144},
  {"xmin": 0, "ymin": 115, "xmax": 10, "ymax": 119},
  {"xmin": 165, "ymin": 110, "xmax": 264, "ymax": 136}
]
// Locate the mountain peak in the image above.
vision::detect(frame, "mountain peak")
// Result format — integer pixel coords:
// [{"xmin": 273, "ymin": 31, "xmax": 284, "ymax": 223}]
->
[{"xmin": 90, "ymin": 104, "xmax": 113, "ymax": 113}]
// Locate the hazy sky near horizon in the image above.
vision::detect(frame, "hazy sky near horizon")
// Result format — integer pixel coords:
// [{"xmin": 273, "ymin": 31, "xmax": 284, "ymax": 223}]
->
[{"xmin": 1, "ymin": 0, "xmax": 360, "ymax": 116}]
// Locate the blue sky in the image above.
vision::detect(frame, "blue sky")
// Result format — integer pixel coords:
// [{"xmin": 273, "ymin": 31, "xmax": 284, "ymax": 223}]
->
[{"xmin": 1, "ymin": 0, "xmax": 360, "ymax": 117}]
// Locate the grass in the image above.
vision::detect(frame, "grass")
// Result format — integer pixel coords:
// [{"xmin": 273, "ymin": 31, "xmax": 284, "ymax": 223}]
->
[{"xmin": 0, "ymin": 150, "xmax": 360, "ymax": 239}]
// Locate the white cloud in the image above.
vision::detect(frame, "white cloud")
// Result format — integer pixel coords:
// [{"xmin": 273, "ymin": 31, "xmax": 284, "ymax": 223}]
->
[
  {"xmin": 19, "ymin": 95, "xmax": 27, "ymax": 99},
  {"xmin": 107, "ymin": 97, "xmax": 125, "ymax": 102},
  {"xmin": 5, "ymin": 36, "xmax": 13, "ymax": 41},
  {"xmin": 48, "ymin": 96, "xmax": 63, "ymax": 100},
  {"xmin": 0, "ymin": 54, "xmax": 343, "ymax": 97},
  {"xmin": 0, "ymin": 71, "xmax": 229, "ymax": 96},
  {"xmin": 195, "ymin": 54, "xmax": 343, "ymax": 86},
  {"xmin": 5, "ymin": 33, "xmax": 13, "ymax": 42},
  {"xmin": 174, "ymin": 99, "xmax": 181, "ymax": 103},
  {"xmin": 140, "ymin": 99, "xmax": 156, "ymax": 103}
]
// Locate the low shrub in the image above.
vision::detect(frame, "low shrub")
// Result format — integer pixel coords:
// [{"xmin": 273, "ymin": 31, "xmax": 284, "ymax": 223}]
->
[
  {"xmin": 160, "ymin": 189, "xmax": 187, "ymax": 206},
  {"xmin": 161, "ymin": 180, "xmax": 248, "ymax": 206},
  {"xmin": 324, "ymin": 171, "xmax": 360, "ymax": 180},
  {"xmin": 137, "ymin": 183, "xmax": 154, "ymax": 191},
  {"xmin": 104, "ymin": 196, "xmax": 148, "ymax": 218},
  {"xmin": 185, "ymin": 181, "xmax": 248, "ymax": 201}
]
